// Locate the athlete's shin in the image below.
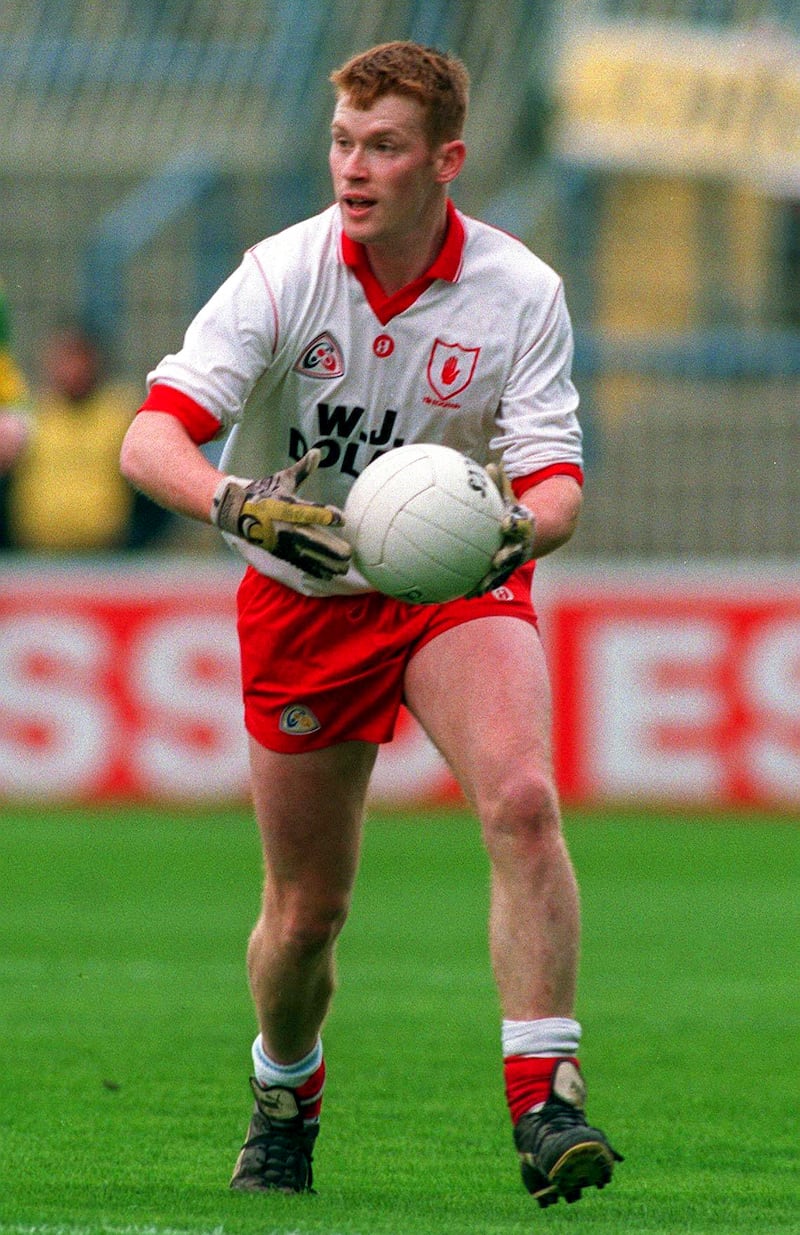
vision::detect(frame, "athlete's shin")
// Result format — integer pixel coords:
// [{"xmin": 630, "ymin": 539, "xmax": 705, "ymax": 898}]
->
[
  {"xmin": 482, "ymin": 780, "xmax": 580, "ymax": 1020},
  {"xmin": 246, "ymin": 893, "xmax": 344, "ymax": 1063}
]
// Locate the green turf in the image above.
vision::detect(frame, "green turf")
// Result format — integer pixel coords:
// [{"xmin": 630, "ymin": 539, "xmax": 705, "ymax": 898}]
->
[{"xmin": 0, "ymin": 804, "xmax": 798, "ymax": 1235}]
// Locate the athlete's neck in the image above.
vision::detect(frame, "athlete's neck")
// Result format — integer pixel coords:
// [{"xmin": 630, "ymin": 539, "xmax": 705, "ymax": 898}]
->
[{"xmin": 363, "ymin": 209, "xmax": 449, "ymax": 296}]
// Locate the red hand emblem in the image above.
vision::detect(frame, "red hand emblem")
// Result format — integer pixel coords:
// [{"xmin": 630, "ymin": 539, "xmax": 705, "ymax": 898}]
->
[{"xmin": 441, "ymin": 356, "xmax": 460, "ymax": 386}]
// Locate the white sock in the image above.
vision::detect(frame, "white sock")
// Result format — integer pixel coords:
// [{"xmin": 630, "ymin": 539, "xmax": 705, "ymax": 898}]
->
[
  {"xmin": 251, "ymin": 1034, "xmax": 323, "ymax": 1088},
  {"xmin": 501, "ymin": 1017, "xmax": 582, "ymax": 1058}
]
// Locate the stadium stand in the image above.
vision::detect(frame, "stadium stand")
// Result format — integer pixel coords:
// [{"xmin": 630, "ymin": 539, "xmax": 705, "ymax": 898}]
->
[
  {"xmin": 0, "ymin": 0, "xmax": 798, "ymax": 558},
  {"xmin": 0, "ymin": 1, "xmax": 557, "ymax": 373}
]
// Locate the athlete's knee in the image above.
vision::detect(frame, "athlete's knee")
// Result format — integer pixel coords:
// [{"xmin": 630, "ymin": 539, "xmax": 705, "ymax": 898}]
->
[
  {"xmin": 479, "ymin": 766, "xmax": 562, "ymax": 855},
  {"xmin": 263, "ymin": 887, "xmax": 350, "ymax": 961}
]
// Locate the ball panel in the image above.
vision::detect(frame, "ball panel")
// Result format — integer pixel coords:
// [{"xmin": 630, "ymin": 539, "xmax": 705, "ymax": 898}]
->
[
  {"xmin": 350, "ymin": 469, "xmax": 435, "ymax": 565},
  {"xmin": 344, "ymin": 445, "xmax": 434, "ymax": 522},
  {"xmin": 402, "ymin": 486, "xmax": 505, "ymax": 553},
  {"xmin": 382, "ymin": 509, "xmax": 490, "ymax": 602},
  {"xmin": 344, "ymin": 451, "xmax": 435, "ymax": 549}
]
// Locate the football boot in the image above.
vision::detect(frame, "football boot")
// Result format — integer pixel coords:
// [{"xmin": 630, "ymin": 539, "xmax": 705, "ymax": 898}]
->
[
  {"xmin": 230, "ymin": 1077, "xmax": 318, "ymax": 1193},
  {"xmin": 513, "ymin": 1059, "xmax": 623, "ymax": 1207}
]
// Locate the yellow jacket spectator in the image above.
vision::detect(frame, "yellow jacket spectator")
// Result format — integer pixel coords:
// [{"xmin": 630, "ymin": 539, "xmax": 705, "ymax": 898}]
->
[
  {"xmin": 0, "ymin": 282, "xmax": 31, "ymax": 475},
  {"xmin": 5, "ymin": 324, "xmax": 171, "ymax": 552}
]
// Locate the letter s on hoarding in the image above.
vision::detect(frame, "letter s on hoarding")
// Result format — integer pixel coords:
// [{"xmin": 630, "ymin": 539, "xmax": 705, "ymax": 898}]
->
[
  {"xmin": 128, "ymin": 614, "xmax": 248, "ymax": 799},
  {"xmin": 0, "ymin": 615, "xmax": 113, "ymax": 798}
]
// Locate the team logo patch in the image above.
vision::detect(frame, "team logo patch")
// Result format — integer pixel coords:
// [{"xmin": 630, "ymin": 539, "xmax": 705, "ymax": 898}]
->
[
  {"xmin": 427, "ymin": 339, "xmax": 480, "ymax": 401},
  {"xmin": 294, "ymin": 332, "xmax": 345, "ymax": 379},
  {"xmin": 279, "ymin": 704, "xmax": 322, "ymax": 736}
]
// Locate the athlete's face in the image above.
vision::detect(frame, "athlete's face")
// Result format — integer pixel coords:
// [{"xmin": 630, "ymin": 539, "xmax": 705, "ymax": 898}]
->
[{"xmin": 329, "ymin": 92, "xmax": 464, "ymax": 253}]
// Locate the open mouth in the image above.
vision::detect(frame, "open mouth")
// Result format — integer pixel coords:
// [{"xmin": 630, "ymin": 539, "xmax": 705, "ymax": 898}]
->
[{"xmin": 343, "ymin": 196, "xmax": 376, "ymax": 216}]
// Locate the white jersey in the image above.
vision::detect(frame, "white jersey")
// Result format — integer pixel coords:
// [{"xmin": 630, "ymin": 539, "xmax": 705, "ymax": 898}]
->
[{"xmin": 145, "ymin": 201, "xmax": 582, "ymax": 595}]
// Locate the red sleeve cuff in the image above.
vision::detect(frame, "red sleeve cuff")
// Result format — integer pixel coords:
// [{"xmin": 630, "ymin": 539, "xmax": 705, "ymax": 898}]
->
[
  {"xmin": 138, "ymin": 383, "xmax": 223, "ymax": 446},
  {"xmin": 511, "ymin": 463, "xmax": 584, "ymax": 499}
]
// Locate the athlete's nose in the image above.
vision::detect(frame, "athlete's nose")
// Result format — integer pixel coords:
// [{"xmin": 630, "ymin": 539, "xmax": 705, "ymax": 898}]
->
[{"xmin": 341, "ymin": 145, "xmax": 368, "ymax": 179}]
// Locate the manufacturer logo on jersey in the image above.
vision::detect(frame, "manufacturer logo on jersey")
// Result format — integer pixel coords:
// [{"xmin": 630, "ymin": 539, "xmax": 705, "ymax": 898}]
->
[
  {"xmin": 279, "ymin": 704, "xmax": 322, "ymax": 736},
  {"xmin": 426, "ymin": 339, "xmax": 480, "ymax": 401},
  {"xmin": 491, "ymin": 585, "xmax": 514, "ymax": 601},
  {"xmin": 373, "ymin": 333, "xmax": 394, "ymax": 357},
  {"xmin": 294, "ymin": 332, "xmax": 345, "ymax": 379}
]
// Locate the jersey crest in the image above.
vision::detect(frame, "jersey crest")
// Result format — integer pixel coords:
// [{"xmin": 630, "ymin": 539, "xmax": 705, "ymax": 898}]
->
[
  {"xmin": 427, "ymin": 339, "xmax": 480, "ymax": 401},
  {"xmin": 294, "ymin": 332, "xmax": 345, "ymax": 379}
]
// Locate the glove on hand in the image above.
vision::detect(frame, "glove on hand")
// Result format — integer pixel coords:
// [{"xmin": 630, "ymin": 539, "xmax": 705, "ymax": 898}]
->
[
  {"xmin": 211, "ymin": 449, "xmax": 352, "ymax": 580},
  {"xmin": 467, "ymin": 462, "xmax": 535, "ymax": 597}
]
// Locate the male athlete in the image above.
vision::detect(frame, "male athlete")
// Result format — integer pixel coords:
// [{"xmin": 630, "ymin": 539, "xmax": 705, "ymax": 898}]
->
[{"xmin": 121, "ymin": 41, "xmax": 622, "ymax": 1208}]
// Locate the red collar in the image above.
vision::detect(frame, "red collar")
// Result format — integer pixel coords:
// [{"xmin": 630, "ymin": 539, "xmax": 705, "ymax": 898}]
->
[{"xmin": 340, "ymin": 199, "xmax": 465, "ymax": 326}]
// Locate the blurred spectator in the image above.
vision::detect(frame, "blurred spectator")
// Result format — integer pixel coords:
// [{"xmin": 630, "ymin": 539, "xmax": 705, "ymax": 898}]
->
[
  {"xmin": 0, "ymin": 281, "xmax": 31, "ymax": 477},
  {"xmin": 1, "ymin": 322, "xmax": 173, "ymax": 552}
]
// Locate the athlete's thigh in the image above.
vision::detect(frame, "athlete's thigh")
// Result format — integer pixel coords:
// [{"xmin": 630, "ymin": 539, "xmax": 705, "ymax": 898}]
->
[
  {"xmin": 249, "ymin": 735, "xmax": 379, "ymax": 895},
  {"xmin": 404, "ymin": 617, "xmax": 555, "ymax": 807}
]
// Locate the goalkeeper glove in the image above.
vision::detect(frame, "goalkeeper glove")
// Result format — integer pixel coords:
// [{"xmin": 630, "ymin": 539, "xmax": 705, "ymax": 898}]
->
[
  {"xmin": 467, "ymin": 462, "xmax": 535, "ymax": 597},
  {"xmin": 211, "ymin": 449, "xmax": 352, "ymax": 580}
]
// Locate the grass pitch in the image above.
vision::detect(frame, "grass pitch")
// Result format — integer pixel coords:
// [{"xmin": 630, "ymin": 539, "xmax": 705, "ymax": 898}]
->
[{"xmin": 0, "ymin": 804, "xmax": 797, "ymax": 1235}]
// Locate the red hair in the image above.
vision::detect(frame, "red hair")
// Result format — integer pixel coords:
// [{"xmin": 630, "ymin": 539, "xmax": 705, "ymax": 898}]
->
[{"xmin": 330, "ymin": 41, "xmax": 469, "ymax": 146}]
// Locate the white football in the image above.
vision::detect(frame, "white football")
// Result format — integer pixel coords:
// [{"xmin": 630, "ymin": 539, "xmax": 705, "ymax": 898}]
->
[{"xmin": 343, "ymin": 443, "xmax": 506, "ymax": 604}]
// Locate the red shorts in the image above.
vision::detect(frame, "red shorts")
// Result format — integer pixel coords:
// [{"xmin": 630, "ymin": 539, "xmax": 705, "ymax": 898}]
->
[{"xmin": 237, "ymin": 564, "xmax": 538, "ymax": 752}]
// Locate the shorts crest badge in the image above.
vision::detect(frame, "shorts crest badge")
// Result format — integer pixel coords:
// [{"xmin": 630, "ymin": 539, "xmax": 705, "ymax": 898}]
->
[{"xmin": 279, "ymin": 704, "xmax": 322, "ymax": 735}]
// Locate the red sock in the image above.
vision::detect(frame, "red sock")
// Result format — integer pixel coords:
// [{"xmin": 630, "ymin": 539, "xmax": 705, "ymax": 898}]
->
[
  {"xmin": 503, "ymin": 1054, "xmax": 580, "ymax": 1124},
  {"xmin": 295, "ymin": 1059, "xmax": 326, "ymax": 1123}
]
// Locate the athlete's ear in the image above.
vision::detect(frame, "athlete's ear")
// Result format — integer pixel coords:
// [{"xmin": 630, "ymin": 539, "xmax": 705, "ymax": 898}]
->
[{"xmin": 435, "ymin": 139, "xmax": 466, "ymax": 185}]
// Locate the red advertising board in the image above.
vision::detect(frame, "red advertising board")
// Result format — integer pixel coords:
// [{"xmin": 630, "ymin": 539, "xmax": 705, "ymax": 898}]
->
[
  {"xmin": 538, "ymin": 564, "xmax": 800, "ymax": 810},
  {"xmin": 0, "ymin": 563, "xmax": 245, "ymax": 802},
  {"xmin": 0, "ymin": 560, "xmax": 456, "ymax": 805},
  {"xmin": 2, "ymin": 560, "xmax": 800, "ymax": 809}
]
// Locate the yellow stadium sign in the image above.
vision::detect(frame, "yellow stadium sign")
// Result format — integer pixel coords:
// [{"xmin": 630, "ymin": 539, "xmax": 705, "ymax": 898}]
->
[{"xmin": 555, "ymin": 26, "xmax": 800, "ymax": 194}]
